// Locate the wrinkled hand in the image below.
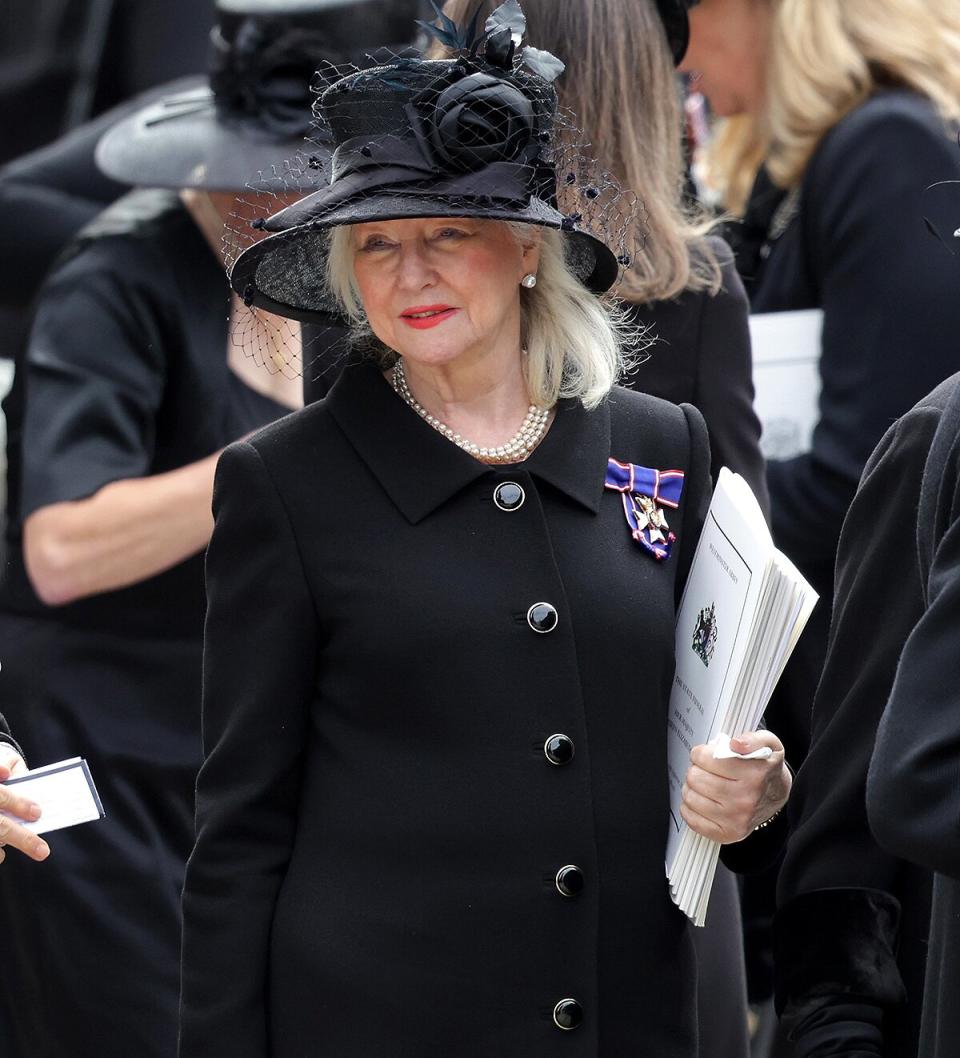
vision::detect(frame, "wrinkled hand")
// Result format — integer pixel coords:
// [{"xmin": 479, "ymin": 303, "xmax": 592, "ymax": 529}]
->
[
  {"xmin": 0, "ymin": 744, "xmax": 50, "ymax": 864},
  {"xmin": 680, "ymin": 731, "xmax": 792, "ymax": 844}
]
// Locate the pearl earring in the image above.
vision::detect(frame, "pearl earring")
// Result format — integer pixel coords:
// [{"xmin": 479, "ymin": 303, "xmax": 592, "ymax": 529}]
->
[{"xmin": 520, "ymin": 273, "xmax": 537, "ymax": 289}]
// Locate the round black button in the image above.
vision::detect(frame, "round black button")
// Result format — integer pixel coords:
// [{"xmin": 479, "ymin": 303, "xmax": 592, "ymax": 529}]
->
[
  {"xmin": 544, "ymin": 733, "xmax": 575, "ymax": 766},
  {"xmin": 553, "ymin": 998, "xmax": 583, "ymax": 1031},
  {"xmin": 555, "ymin": 864, "xmax": 584, "ymax": 898},
  {"xmin": 527, "ymin": 602, "xmax": 558, "ymax": 634},
  {"xmin": 493, "ymin": 481, "xmax": 525, "ymax": 511}
]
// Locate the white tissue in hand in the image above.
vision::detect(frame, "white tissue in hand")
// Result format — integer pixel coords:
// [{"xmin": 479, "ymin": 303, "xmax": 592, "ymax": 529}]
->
[{"xmin": 708, "ymin": 733, "xmax": 773, "ymax": 760}]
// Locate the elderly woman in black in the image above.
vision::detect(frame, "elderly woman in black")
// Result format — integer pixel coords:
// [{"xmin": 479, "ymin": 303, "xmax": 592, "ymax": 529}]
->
[{"xmin": 179, "ymin": 9, "xmax": 791, "ymax": 1056}]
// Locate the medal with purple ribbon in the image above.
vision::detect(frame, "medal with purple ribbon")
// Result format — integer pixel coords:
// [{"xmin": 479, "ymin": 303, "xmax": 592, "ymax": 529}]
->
[{"xmin": 604, "ymin": 458, "xmax": 684, "ymax": 560}]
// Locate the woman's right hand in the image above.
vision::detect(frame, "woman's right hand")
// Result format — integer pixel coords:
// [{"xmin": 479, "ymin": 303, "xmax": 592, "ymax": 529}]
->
[{"xmin": 0, "ymin": 746, "xmax": 50, "ymax": 864}]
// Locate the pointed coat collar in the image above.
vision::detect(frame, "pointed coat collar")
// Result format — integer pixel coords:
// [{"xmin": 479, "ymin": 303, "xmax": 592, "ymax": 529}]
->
[{"xmin": 325, "ymin": 360, "xmax": 611, "ymax": 524}]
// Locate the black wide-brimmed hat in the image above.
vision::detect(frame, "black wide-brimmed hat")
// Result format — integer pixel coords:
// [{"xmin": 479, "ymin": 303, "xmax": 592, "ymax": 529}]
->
[
  {"xmin": 229, "ymin": 1, "xmax": 632, "ymax": 323},
  {"xmin": 95, "ymin": 0, "xmax": 420, "ymax": 192}
]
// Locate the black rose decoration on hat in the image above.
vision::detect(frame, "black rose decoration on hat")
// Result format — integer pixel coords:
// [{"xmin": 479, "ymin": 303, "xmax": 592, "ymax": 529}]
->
[{"xmin": 423, "ymin": 71, "xmax": 535, "ymax": 172}]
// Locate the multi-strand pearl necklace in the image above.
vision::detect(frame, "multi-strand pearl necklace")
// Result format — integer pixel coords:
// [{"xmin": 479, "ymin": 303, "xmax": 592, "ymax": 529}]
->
[{"xmin": 391, "ymin": 357, "xmax": 551, "ymax": 464}]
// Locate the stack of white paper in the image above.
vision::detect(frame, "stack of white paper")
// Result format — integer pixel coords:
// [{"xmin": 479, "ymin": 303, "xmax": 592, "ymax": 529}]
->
[{"xmin": 664, "ymin": 468, "xmax": 817, "ymax": 926}]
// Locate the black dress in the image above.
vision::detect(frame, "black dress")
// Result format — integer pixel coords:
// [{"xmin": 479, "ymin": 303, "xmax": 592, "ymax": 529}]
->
[
  {"xmin": 866, "ymin": 371, "xmax": 960, "ymax": 1058},
  {"xmin": 180, "ymin": 360, "xmax": 788, "ymax": 1057},
  {"xmin": 0, "ymin": 189, "xmax": 289, "ymax": 1058}
]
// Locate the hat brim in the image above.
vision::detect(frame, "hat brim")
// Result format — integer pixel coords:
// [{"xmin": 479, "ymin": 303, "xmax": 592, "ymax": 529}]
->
[
  {"xmin": 229, "ymin": 193, "xmax": 620, "ymax": 323},
  {"xmin": 95, "ymin": 82, "xmax": 327, "ymax": 192}
]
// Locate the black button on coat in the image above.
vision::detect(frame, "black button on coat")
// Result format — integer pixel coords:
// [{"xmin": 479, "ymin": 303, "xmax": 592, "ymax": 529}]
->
[{"xmin": 180, "ymin": 361, "xmax": 713, "ymax": 1058}]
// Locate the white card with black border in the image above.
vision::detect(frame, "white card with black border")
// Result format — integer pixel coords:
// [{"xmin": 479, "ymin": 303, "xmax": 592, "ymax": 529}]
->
[{"xmin": 1, "ymin": 757, "xmax": 105, "ymax": 835}]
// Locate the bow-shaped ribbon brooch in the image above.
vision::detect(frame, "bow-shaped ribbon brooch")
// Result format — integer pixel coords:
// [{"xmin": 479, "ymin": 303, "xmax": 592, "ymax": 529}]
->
[{"xmin": 604, "ymin": 458, "xmax": 685, "ymax": 561}]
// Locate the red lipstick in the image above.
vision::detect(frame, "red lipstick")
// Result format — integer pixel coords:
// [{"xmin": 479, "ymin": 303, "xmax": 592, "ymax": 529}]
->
[{"xmin": 399, "ymin": 304, "xmax": 459, "ymax": 330}]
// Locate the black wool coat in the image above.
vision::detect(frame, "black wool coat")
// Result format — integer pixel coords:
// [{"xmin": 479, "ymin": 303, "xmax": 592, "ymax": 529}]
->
[
  {"xmin": 776, "ymin": 385, "xmax": 959, "ymax": 1056},
  {"xmin": 297, "ymin": 235, "xmax": 763, "ymax": 1058},
  {"xmin": 867, "ymin": 372, "xmax": 960, "ymax": 1058},
  {"xmin": 180, "ymin": 360, "xmax": 720, "ymax": 1058}
]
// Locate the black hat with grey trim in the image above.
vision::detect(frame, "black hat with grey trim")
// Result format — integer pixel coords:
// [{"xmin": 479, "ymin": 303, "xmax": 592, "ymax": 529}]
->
[{"xmin": 95, "ymin": 0, "xmax": 420, "ymax": 192}]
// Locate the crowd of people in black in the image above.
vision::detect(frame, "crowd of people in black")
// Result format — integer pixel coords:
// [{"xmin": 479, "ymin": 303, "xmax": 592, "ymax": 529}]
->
[{"xmin": 1, "ymin": 2, "xmax": 959, "ymax": 1057}]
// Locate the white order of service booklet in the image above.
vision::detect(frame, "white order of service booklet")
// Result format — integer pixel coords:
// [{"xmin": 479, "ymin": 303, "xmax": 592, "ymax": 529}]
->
[{"xmin": 665, "ymin": 468, "xmax": 818, "ymax": 926}]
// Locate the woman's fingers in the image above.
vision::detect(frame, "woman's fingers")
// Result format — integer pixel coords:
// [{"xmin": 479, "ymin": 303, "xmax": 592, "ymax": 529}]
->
[
  {"xmin": 0, "ymin": 816, "xmax": 50, "ymax": 862},
  {"xmin": 0, "ymin": 783, "xmax": 50, "ymax": 862}
]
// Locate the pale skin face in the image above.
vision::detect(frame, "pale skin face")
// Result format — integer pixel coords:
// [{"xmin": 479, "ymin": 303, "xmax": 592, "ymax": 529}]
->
[
  {"xmin": 680, "ymin": 0, "xmax": 772, "ymax": 117},
  {"xmin": 350, "ymin": 216, "xmax": 541, "ymax": 447}
]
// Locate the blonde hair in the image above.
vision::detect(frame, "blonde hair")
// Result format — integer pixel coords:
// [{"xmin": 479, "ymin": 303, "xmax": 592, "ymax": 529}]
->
[
  {"xmin": 712, "ymin": 0, "xmax": 960, "ymax": 215},
  {"xmin": 325, "ymin": 221, "xmax": 641, "ymax": 409},
  {"xmin": 437, "ymin": 0, "xmax": 722, "ymax": 302}
]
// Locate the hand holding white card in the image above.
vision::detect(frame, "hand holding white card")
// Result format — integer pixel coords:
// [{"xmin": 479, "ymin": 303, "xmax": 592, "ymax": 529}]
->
[{"xmin": 1, "ymin": 757, "xmax": 105, "ymax": 836}]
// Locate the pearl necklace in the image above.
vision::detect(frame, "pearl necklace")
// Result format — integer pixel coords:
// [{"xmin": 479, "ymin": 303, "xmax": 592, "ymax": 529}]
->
[{"xmin": 391, "ymin": 357, "xmax": 551, "ymax": 464}]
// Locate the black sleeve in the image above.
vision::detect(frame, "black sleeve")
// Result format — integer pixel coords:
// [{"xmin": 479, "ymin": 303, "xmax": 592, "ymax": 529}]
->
[
  {"xmin": 179, "ymin": 440, "xmax": 318, "ymax": 1058},
  {"xmin": 775, "ymin": 405, "xmax": 941, "ymax": 1052},
  {"xmin": 20, "ymin": 238, "xmax": 167, "ymax": 518},
  {"xmin": 767, "ymin": 102, "xmax": 960, "ymax": 574},
  {"xmin": 867, "ymin": 434, "xmax": 960, "ymax": 879},
  {"xmin": 719, "ymin": 810, "xmax": 788, "ymax": 875},
  {"xmin": 692, "ymin": 239, "xmax": 770, "ymax": 520},
  {"xmin": 0, "ymin": 182, "xmax": 103, "ymax": 304}
]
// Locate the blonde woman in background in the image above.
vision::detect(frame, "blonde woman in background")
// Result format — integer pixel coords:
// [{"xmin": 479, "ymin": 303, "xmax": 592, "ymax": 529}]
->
[
  {"xmin": 436, "ymin": 2, "xmax": 771, "ymax": 1056},
  {"xmin": 683, "ymin": 1, "xmax": 960, "ymax": 1055}
]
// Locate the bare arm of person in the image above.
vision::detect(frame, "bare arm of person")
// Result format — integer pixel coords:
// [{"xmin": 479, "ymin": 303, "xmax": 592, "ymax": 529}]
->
[{"xmin": 23, "ymin": 450, "xmax": 220, "ymax": 606}]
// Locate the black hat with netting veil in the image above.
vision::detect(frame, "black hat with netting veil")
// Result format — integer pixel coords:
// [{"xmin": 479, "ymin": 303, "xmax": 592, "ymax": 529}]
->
[
  {"xmin": 228, "ymin": 0, "xmax": 641, "ymax": 324},
  {"xmin": 95, "ymin": 0, "xmax": 420, "ymax": 191}
]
